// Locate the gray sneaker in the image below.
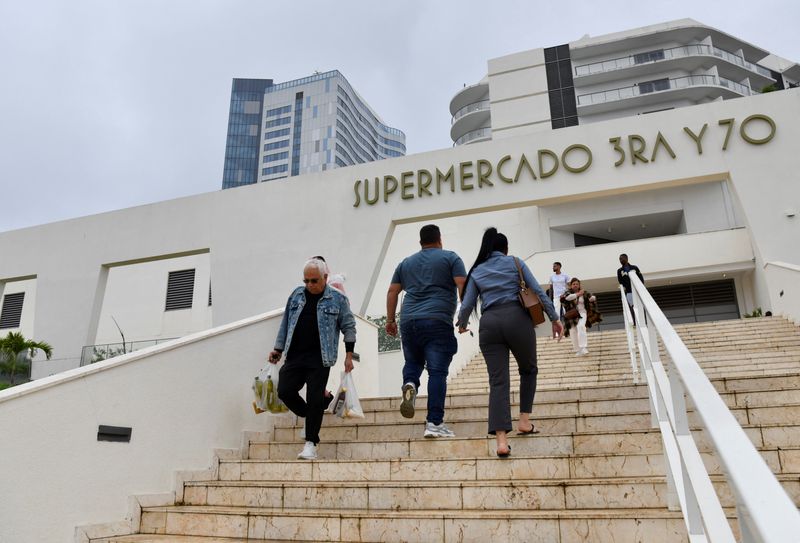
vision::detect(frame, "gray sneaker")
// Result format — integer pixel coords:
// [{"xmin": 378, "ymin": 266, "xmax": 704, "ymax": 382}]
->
[
  {"xmin": 424, "ymin": 421, "xmax": 455, "ymax": 438},
  {"xmin": 400, "ymin": 383, "xmax": 416, "ymax": 419}
]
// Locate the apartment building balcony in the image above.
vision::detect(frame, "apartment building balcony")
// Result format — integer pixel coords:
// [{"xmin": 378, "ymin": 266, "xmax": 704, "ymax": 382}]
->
[
  {"xmin": 449, "ymin": 81, "xmax": 491, "ymax": 145},
  {"xmin": 454, "ymin": 127, "xmax": 492, "ymax": 146},
  {"xmin": 576, "ymin": 74, "xmax": 755, "ymax": 115},
  {"xmin": 450, "ymin": 99, "xmax": 491, "ymax": 144},
  {"xmin": 573, "ymin": 44, "xmax": 775, "ymax": 89}
]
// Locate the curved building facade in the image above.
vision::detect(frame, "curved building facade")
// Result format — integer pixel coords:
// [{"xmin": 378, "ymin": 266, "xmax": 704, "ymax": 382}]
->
[
  {"xmin": 450, "ymin": 18, "xmax": 799, "ymax": 145},
  {"xmin": 223, "ymin": 71, "xmax": 405, "ymax": 188}
]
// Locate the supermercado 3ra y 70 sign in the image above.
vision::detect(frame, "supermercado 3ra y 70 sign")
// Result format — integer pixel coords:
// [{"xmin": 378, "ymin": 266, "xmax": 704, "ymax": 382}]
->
[{"xmin": 352, "ymin": 114, "xmax": 776, "ymax": 208}]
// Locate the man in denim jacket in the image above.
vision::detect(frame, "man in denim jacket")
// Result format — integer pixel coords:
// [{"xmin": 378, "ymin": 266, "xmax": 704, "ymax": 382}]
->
[{"xmin": 269, "ymin": 259, "xmax": 357, "ymax": 460}]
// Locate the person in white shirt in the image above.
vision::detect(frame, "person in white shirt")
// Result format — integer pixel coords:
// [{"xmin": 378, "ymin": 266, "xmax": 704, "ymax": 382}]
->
[{"xmin": 549, "ymin": 262, "xmax": 571, "ymax": 335}]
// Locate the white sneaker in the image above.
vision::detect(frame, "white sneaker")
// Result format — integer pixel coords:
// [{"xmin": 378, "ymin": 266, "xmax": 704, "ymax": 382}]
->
[
  {"xmin": 424, "ymin": 421, "xmax": 455, "ymax": 438},
  {"xmin": 576, "ymin": 348, "xmax": 589, "ymax": 356},
  {"xmin": 297, "ymin": 441, "xmax": 317, "ymax": 460}
]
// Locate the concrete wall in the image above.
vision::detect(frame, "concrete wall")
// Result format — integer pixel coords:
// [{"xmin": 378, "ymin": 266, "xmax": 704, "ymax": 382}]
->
[
  {"xmin": 0, "ymin": 310, "xmax": 378, "ymax": 542},
  {"xmin": 763, "ymin": 262, "xmax": 800, "ymax": 323},
  {"xmin": 487, "ymin": 47, "xmax": 551, "ymax": 139},
  {"xmin": 95, "ymin": 253, "xmax": 213, "ymax": 345},
  {"xmin": 530, "ymin": 227, "xmax": 755, "ymax": 295}
]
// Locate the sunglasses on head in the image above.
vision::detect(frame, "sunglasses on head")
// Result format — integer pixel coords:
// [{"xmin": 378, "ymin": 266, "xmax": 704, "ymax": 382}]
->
[{"xmin": 303, "ymin": 278, "xmax": 321, "ymax": 284}]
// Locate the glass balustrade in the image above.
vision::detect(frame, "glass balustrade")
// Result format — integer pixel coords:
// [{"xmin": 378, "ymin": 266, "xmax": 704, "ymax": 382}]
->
[
  {"xmin": 454, "ymin": 127, "xmax": 492, "ymax": 146},
  {"xmin": 452, "ymin": 100, "xmax": 491, "ymax": 123},
  {"xmin": 575, "ymin": 44, "xmax": 773, "ymax": 80},
  {"xmin": 577, "ymin": 74, "xmax": 752, "ymax": 106}
]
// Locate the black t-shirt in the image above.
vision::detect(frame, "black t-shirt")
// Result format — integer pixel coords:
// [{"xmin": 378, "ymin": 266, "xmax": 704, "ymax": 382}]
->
[
  {"xmin": 617, "ymin": 264, "xmax": 643, "ymax": 293},
  {"xmin": 287, "ymin": 290, "xmax": 323, "ymax": 361}
]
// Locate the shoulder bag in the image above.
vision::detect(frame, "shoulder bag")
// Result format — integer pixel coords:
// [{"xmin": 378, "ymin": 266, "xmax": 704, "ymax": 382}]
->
[{"xmin": 515, "ymin": 258, "xmax": 545, "ymax": 325}]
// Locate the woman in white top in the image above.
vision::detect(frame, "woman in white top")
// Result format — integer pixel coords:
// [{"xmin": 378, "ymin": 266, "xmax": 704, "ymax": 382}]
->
[{"xmin": 560, "ymin": 278, "xmax": 597, "ymax": 356}]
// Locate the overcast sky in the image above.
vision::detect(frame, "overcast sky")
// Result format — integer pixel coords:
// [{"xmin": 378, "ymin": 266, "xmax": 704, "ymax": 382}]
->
[{"xmin": 1, "ymin": 0, "xmax": 798, "ymax": 233}]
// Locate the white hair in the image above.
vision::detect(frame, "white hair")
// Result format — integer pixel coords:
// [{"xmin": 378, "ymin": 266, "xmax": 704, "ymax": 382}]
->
[{"xmin": 303, "ymin": 258, "xmax": 328, "ymax": 276}]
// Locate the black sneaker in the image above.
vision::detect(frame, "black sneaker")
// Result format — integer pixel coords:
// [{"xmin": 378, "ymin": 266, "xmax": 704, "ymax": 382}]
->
[
  {"xmin": 400, "ymin": 383, "xmax": 416, "ymax": 419},
  {"xmin": 323, "ymin": 390, "xmax": 335, "ymax": 411}
]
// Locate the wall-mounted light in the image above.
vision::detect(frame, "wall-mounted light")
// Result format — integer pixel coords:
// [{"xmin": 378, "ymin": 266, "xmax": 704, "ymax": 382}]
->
[
  {"xmin": 785, "ymin": 209, "xmax": 797, "ymax": 218},
  {"xmin": 641, "ymin": 223, "xmax": 647, "ymax": 229}
]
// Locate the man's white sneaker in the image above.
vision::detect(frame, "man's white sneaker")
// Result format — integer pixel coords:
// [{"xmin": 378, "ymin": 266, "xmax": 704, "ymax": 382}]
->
[
  {"xmin": 576, "ymin": 348, "xmax": 589, "ymax": 356},
  {"xmin": 297, "ymin": 441, "xmax": 318, "ymax": 460},
  {"xmin": 400, "ymin": 383, "xmax": 417, "ymax": 419},
  {"xmin": 424, "ymin": 421, "xmax": 455, "ymax": 438}
]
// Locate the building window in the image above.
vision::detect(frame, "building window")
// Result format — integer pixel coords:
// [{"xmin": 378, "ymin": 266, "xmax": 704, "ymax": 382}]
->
[
  {"xmin": 265, "ymin": 128, "xmax": 291, "ymax": 140},
  {"xmin": 291, "ymin": 92, "xmax": 304, "ymax": 176},
  {"xmin": 265, "ymin": 105, "xmax": 291, "ymax": 117},
  {"xmin": 0, "ymin": 292, "xmax": 24, "ymax": 329},
  {"xmin": 633, "ymin": 49, "xmax": 666, "ymax": 65},
  {"xmin": 544, "ymin": 44, "xmax": 579, "ymax": 130},
  {"xmin": 263, "ymin": 140, "xmax": 289, "ymax": 151},
  {"xmin": 263, "ymin": 151, "xmax": 289, "ymax": 163},
  {"xmin": 639, "ymin": 78, "xmax": 670, "ymax": 94},
  {"xmin": 262, "ymin": 164, "xmax": 289, "ymax": 176},
  {"xmin": 265, "ymin": 116, "xmax": 291, "ymax": 129},
  {"xmin": 165, "ymin": 269, "xmax": 195, "ymax": 311}
]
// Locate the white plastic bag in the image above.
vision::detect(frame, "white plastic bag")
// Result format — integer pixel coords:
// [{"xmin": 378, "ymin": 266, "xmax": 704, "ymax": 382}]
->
[
  {"xmin": 252, "ymin": 363, "xmax": 288, "ymax": 414},
  {"xmin": 332, "ymin": 371, "xmax": 364, "ymax": 419}
]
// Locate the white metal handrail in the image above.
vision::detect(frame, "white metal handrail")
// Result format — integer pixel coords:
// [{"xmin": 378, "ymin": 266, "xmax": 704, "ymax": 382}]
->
[
  {"xmin": 621, "ymin": 273, "xmax": 800, "ymax": 541},
  {"xmin": 619, "ymin": 285, "xmax": 640, "ymax": 384}
]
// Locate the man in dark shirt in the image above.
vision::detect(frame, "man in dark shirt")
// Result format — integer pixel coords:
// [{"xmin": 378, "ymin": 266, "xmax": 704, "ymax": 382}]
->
[
  {"xmin": 269, "ymin": 259, "xmax": 356, "ymax": 460},
  {"xmin": 617, "ymin": 253, "xmax": 644, "ymax": 324},
  {"xmin": 386, "ymin": 224, "xmax": 466, "ymax": 438}
]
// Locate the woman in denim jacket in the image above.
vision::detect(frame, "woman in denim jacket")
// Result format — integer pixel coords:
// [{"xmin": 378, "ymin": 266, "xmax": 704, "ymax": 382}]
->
[
  {"xmin": 457, "ymin": 228, "xmax": 562, "ymax": 458},
  {"xmin": 268, "ymin": 258, "xmax": 357, "ymax": 460}
]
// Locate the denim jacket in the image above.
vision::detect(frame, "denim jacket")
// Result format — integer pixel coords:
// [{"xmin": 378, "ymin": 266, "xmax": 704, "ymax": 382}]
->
[{"xmin": 274, "ymin": 285, "xmax": 357, "ymax": 367}]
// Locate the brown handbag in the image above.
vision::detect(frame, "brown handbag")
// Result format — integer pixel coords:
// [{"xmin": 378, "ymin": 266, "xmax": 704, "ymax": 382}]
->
[
  {"xmin": 515, "ymin": 258, "xmax": 546, "ymax": 325},
  {"xmin": 563, "ymin": 308, "xmax": 580, "ymax": 321}
]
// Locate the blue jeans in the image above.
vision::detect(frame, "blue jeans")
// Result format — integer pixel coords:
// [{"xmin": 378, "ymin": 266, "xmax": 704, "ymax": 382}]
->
[{"xmin": 400, "ymin": 318, "xmax": 458, "ymax": 425}]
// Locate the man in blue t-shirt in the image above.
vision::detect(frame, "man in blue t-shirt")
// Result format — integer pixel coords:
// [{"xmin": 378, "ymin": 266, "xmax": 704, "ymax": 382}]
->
[{"xmin": 386, "ymin": 224, "xmax": 466, "ymax": 438}]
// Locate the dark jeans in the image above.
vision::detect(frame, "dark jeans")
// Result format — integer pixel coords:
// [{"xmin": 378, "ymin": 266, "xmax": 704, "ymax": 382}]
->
[
  {"xmin": 400, "ymin": 318, "xmax": 458, "ymax": 425},
  {"xmin": 277, "ymin": 354, "xmax": 331, "ymax": 445},
  {"xmin": 479, "ymin": 302, "xmax": 538, "ymax": 435}
]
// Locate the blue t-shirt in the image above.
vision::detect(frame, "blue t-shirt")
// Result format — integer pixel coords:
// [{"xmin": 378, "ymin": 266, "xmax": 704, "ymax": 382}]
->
[{"xmin": 391, "ymin": 248, "xmax": 466, "ymax": 324}]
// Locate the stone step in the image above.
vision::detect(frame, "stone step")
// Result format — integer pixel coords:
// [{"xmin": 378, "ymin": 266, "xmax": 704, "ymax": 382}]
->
[
  {"xmin": 460, "ymin": 349, "xmax": 800, "ymax": 371},
  {"xmin": 273, "ymin": 386, "xmax": 800, "ymax": 429},
  {"xmin": 273, "ymin": 402, "xmax": 800, "ymax": 442},
  {"xmin": 248, "ymin": 424, "xmax": 800, "ymax": 463},
  {"xmin": 180, "ymin": 475, "xmax": 800, "ymax": 511},
  {"xmin": 96, "ymin": 538, "xmax": 294, "ymax": 543},
  {"xmin": 137, "ymin": 505, "xmax": 692, "ymax": 542},
  {"xmin": 449, "ymin": 365, "xmax": 800, "ymax": 390},
  {"xmin": 449, "ymin": 366, "xmax": 800, "ymax": 390},
  {"xmin": 472, "ymin": 344, "xmax": 800, "ymax": 361},
  {"xmin": 351, "ymin": 372, "xmax": 800, "ymax": 411},
  {"xmin": 224, "ymin": 443, "xmax": 800, "ymax": 481}
]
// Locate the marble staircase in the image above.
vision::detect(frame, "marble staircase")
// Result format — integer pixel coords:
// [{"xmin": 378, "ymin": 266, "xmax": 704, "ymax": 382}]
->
[{"xmin": 92, "ymin": 317, "xmax": 800, "ymax": 542}]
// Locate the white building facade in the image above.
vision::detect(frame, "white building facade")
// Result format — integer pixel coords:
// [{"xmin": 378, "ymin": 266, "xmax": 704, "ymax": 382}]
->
[
  {"xmin": 450, "ymin": 18, "xmax": 800, "ymax": 146},
  {"xmin": 222, "ymin": 71, "xmax": 406, "ymax": 189}
]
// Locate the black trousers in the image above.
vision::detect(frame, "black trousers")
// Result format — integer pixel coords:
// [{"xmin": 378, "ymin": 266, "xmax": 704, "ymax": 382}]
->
[
  {"xmin": 478, "ymin": 302, "xmax": 539, "ymax": 435},
  {"xmin": 277, "ymin": 354, "xmax": 331, "ymax": 445}
]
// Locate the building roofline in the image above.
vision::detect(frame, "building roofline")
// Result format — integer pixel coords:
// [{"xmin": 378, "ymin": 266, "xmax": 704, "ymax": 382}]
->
[{"xmin": 569, "ymin": 18, "xmax": 772, "ymax": 62}]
